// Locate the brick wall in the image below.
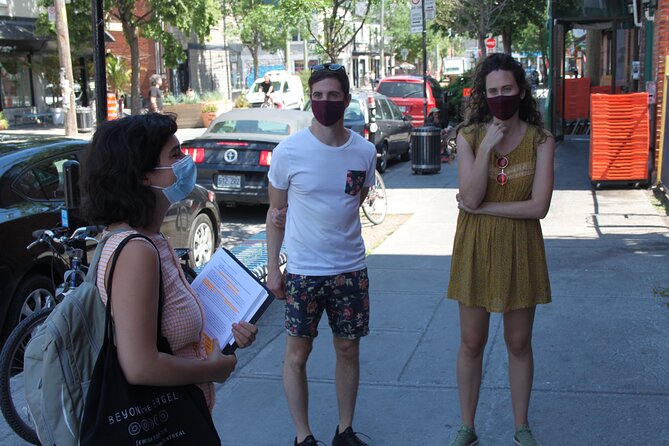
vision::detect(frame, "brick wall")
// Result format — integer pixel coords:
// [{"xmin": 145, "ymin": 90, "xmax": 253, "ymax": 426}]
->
[{"xmin": 105, "ymin": 1, "xmax": 160, "ymax": 100}]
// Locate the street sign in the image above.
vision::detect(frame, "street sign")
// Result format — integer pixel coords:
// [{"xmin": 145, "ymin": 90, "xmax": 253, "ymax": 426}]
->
[
  {"xmin": 425, "ymin": 0, "xmax": 435, "ymax": 20},
  {"xmin": 410, "ymin": 6, "xmax": 422, "ymax": 34},
  {"xmin": 485, "ymin": 37, "xmax": 496, "ymax": 50}
]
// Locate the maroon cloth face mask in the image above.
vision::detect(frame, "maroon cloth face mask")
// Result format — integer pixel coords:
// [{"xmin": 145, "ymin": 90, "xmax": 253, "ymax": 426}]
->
[
  {"xmin": 311, "ymin": 100, "xmax": 347, "ymax": 126},
  {"xmin": 486, "ymin": 93, "xmax": 521, "ymax": 120}
]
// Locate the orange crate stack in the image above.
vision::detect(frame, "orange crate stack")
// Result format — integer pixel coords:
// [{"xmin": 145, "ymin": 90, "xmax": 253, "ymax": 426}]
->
[{"xmin": 589, "ymin": 93, "xmax": 649, "ymax": 183}]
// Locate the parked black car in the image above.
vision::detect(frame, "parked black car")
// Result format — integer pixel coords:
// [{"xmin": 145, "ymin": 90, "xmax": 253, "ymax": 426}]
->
[
  {"xmin": 0, "ymin": 135, "xmax": 221, "ymax": 344},
  {"xmin": 181, "ymin": 108, "xmax": 314, "ymax": 206},
  {"xmin": 306, "ymin": 90, "xmax": 413, "ymax": 172}
]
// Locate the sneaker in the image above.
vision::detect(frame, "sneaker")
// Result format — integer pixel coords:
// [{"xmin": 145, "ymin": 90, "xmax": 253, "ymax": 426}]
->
[
  {"xmin": 448, "ymin": 425, "xmax": 479, "ymax": 446},
  {"xmin": 513, "ymin": 425, "xmax": 541, "ymax": 446},
  {"xmin": 295, "ymin": 435, "xmax": 324, "ymax": 446},
  {"xmin": 331, "ymin": 426, "xmax": 369, "ymax": 446}
]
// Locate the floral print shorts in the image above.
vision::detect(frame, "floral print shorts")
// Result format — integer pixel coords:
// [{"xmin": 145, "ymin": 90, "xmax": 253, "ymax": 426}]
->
[{"xmin": 284, "ymin": 269, "xmax": 370, "ymax": 339}]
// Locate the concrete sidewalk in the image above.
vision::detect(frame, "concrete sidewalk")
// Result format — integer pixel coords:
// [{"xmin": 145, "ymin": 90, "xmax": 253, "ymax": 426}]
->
[
  {"xmin": 213, "ymin": 138, "xmax": 669, "ymax": 445},
  {"xmin": 0, "ymin": 132, "xmax": 667, "ymax": 445}
]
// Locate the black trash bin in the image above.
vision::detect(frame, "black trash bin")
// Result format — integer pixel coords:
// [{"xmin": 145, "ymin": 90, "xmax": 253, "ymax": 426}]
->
[
  {"xmin": 75, "ymin": 107, "xmax": 93, "ymax": 133},
  {"xmin": 411, "ymin": 126, "xmax": 441, "ymax": 174}
]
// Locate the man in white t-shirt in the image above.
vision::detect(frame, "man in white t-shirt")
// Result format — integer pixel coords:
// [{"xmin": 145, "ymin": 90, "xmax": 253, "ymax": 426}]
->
[{"xmin": 266, "ymin": 64, "xmax": 376, "ymax": 446}]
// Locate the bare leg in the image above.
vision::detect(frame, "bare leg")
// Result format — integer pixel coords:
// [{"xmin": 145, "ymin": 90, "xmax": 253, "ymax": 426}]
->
[
  {"xmin": 284, "ymin": 336, "xmax": 315, "ymax": 442},
  {"xmin": 332, "ymin": 337, "xmax": 361, "ymax": 432},
  {"xmin": 503, "ymin": 307, "xmax": 536, "ymax": 429},
  {"xmin": 456, "ymin": 303, "xmax": 491, "ymax": 429}
]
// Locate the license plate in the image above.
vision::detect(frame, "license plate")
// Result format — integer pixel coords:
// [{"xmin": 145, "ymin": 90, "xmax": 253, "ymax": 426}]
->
[{"xmin": 216, "ymin": 175, "xmax": 241, "ymax": 188}]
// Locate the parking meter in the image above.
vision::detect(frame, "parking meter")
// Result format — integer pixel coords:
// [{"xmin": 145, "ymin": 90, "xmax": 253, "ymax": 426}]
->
[{"xmin": 62, "ymin": 160, "xmax": 80, "ymax": 227}]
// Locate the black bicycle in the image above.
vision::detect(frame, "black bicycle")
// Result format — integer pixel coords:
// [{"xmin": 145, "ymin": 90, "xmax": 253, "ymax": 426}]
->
[
  {"xmin": 0, "ymin": 225, "xmax": 100, "ymax": 444},
  {"xmin": 0, "ymin": 227, "xmax": 199, "ymax": 444}
]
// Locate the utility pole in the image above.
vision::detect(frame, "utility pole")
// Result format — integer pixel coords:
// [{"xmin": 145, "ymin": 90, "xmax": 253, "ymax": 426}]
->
[
  {"xmin": 92, "ymin": 0, "xmax": 107, "ymax": 123},
  {"xmin": 422, "ymin": 0, "xmax": 427, "ymax": 122},
  {"xmin": 379, "ymin": 0, "xmax": 385, "ymax": 78},
  {"xmin": 54, "ymin": 0, "xmax": 77, "ymax": 135}
]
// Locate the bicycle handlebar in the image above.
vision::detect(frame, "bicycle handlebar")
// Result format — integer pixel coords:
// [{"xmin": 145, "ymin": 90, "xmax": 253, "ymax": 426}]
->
[{"xmin": 26, "ymin": 225, "xmax": 104, "ymax": 251}]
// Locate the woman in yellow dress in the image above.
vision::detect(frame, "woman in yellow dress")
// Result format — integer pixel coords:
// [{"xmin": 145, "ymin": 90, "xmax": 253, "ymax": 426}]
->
[{"xmin": 447, "ymin": 54, "xmax": 555, "ymax": 446}]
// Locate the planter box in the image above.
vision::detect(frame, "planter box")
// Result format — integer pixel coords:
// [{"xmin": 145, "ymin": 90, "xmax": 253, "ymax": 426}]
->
[{"xmin": 163, "ymin": 101, "xmax": 232, "ymax": 128}]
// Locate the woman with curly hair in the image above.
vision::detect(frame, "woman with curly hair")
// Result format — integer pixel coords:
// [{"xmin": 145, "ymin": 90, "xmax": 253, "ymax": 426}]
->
[
  {"xmin": 446, "ymin": 53, "xmax": 555, "ymax": 446},
  {"xmin": 81, "ymin": 113, "xmax": 257, "ymax": 430}
]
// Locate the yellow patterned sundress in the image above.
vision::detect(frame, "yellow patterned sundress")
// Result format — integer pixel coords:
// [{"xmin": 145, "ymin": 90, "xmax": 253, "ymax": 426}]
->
[{"xmin": 447, "ymin": 123, "xmax": 551, "ymax": 312}]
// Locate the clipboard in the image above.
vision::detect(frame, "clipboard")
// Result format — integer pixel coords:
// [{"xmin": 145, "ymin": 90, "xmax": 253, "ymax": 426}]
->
[
  {"xmin": 220, "ymin": 248, "xmax": 275, "ymax": 354},
  {"xmin": 190, "ymin": 247, "xmax": 275, "ymax": 355}
]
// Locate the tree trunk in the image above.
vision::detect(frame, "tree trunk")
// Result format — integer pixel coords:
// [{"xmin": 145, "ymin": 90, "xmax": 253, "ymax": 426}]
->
[
  {"xmin": 502, "ymin": 26, "xmax": 512, "ymax": 54},
  {"xmin": 54, "ymin": 0, "xmax": 77, "ymax": 135},
  {"xmin": 126, "ymin": 26, "xmax": 141, "ymax": 115}
]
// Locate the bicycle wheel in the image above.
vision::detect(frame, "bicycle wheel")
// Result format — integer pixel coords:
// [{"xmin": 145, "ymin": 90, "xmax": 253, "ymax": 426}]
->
[
  {"xmin": 0, "ymin": 307, "xmax": 52, "ymax": 445},
  {"xmin": 362, "ymin": 171, "xmax": 387, "ymax": 225}
]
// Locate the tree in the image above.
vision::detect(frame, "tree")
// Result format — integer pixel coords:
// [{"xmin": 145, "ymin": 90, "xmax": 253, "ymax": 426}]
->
[
  {"xmin": 224, "ymin": 0, "xmax": 287, "ymax": 85},
  {"xmin": 282, "ymin": 0, "xmax": 379, "ymax": 62},
  {"xmin": 493, "ymin": 0, "xmax": 546, "ymax": 55},
  {"xmin": 383, "ymin": 0, "xmax": 465, "ymax": 76},
  {"xmin": 434, "ymin": 0, "xmax": 510, "ymax": 57},
  {"xmin": 35, "ymin": 0, "xmax": 92, "ymax": 55},
  {"xmin": 35, "ymin": 0, "xmax": 223, "ymax": 115},
  {"xmin": 112, "ymin": 0, "xmax": 221, "ymax": 114}
]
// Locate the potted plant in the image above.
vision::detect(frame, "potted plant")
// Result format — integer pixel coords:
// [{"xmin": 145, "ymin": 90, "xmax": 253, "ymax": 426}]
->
[
  {"xmin": 200, "ymin": 103, "xmax": 218, "ymax": 128},
  {"xmin": 0, "ymin": 112, "xmax": 8, "ymax": 130}
]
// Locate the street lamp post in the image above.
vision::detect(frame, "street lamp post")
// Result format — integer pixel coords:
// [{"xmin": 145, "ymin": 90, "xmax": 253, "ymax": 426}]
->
[{"xmin": 91, "ymin": 0, "xmax": 107, "ymax": 124}]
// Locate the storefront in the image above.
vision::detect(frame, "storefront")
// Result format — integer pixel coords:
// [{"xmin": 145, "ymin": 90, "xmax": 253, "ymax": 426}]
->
[
  {"xmin": 0, "ymin": 17, "xmax": 50, "ymax": 120},
  {"xmin": 547, "ymin": 0, "xmax": 654, "ymax": 140}
]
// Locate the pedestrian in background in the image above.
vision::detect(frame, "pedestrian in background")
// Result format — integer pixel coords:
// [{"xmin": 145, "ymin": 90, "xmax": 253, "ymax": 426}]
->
[
  {"xmin": 266, "ymin": 63, "xmax": 376, "ymax": 446},
  {"xmin": 149, "ymin": 74, "xmax": 164, "ymax": 113},
  {"xmin": 447, "ymin": 53, "xmax": 555, "ymax": 446}
]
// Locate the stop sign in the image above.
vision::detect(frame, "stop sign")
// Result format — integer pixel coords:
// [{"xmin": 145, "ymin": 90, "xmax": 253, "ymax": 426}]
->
[{"xmin": 485, "ymin": 37, "xmax": 496, "ymax": 50}]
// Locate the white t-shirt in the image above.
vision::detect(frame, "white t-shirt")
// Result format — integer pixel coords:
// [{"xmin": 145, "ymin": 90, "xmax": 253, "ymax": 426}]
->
[{"xmin": 268, "ymin": 127, "xmax": 377, "ymax": 275}]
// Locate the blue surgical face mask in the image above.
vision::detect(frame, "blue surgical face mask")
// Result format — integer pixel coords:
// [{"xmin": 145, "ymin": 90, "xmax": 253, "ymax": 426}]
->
[{"xmin": 151, "ymin": 155, "xmax": 197, "ymax": 203}]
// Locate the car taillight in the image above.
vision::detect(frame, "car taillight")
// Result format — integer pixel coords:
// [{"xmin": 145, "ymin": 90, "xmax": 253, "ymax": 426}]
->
[
  {"xmin": 207, "ymin": 191, "xmax": 216, "ymax": 202},
  {"xmin": 182, "ymin": 147, "xmax": 204, "ymax": 163},
  {"xmin": 364, "ymin": 128, "xmax": 370, "ymax": 140},
  {"xmin": 259, "ymin": 150, "xmax": 272, "ymax": 166}
]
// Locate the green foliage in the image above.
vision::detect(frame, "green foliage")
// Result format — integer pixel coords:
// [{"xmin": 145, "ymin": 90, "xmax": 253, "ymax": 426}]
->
[
  {"xmin": 35, "ymin": 0, "xmax": 93, "ymax": 55},
  {"xmin": 280, "ymin": 0, "xmax": 379, "ymax": 61},
  {"xmin": 0, "ymin": 112, "xmax": 9, "ymax": 130},
  {"xmin": 296, "ymin": 69, "xmax": 311, "ymax": 99},
  {"xmin": 653, "ymin": 286, "xmax": 669, "ymax": 308},
  {"xmin": 201, "ymin": 102, "xmax": 218, "ymax": 113},
  {"xmin": 106, "ymin": 56, "xmax": 130, "ymax": 98},
  {"xmin": 201, "ymin": 91, "xmax": 225, "ymax": 102},
  {"xmin": 444, "ymin": 72, "xmax": 473, "ymax": 124},
  {"xmin": 163, "ymin": 92, "xmax": 202, "ymax": 105},
  {"xmin": 234, "ymin": 92, "xmax": 250, "ymax": 109}
]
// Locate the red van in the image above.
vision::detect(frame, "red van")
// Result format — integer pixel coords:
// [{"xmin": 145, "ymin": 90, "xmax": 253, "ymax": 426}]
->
[{"xmin": 376, "ymin": 75, "xmax": 445, "ymax": 127}]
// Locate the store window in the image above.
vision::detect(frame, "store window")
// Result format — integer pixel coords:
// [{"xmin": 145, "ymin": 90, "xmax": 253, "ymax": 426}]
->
[{"xmin": 1, "ymin": 55, "xmax": 32, "ymax": 109}]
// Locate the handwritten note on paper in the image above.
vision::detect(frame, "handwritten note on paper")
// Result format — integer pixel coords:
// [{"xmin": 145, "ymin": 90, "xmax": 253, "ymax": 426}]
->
[{"xmin": 190, "ymin": 248, "xmax": 271, "ymax": 353}]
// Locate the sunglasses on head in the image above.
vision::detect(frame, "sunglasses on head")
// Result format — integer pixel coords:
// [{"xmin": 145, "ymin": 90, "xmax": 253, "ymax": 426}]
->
[{"xmin": 311, "ymin": 63, "xmax": 345, "ymax": 73}]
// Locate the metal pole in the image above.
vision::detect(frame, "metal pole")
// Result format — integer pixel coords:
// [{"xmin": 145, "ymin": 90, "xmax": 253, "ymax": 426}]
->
[
  {"xmin": 92, "ymin": 0, "xmax": 107, "ymax": 123},
  {"xmin": 379, "ymin": 0, "xmax": 385, "ymax": 78},
  {"xmin": 422, "ymin": 0, "xmax": 427, "ymax": 123}
]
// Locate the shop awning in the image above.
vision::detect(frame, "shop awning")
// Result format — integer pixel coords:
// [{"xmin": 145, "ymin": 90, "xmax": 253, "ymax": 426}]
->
[{"xmin": 0, "ymin": 17, "xmax": 49, "ymax": 52}]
